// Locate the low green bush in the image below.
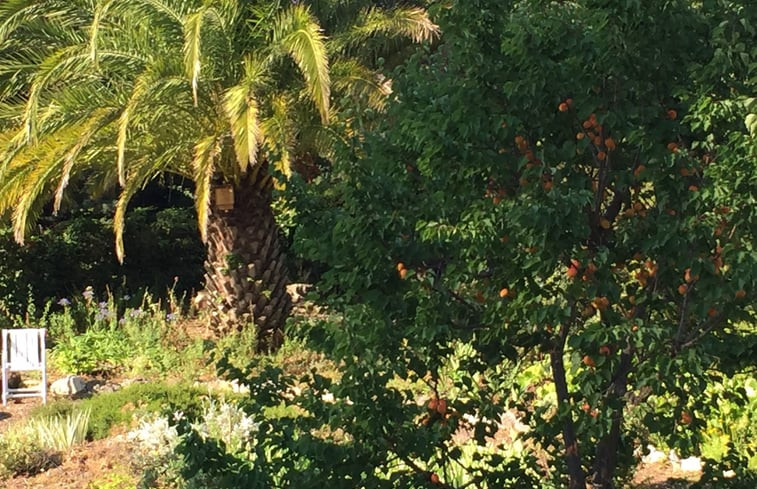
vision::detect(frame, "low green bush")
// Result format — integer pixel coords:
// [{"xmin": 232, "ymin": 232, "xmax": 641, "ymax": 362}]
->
[
  {"xmin": 0, "ymin": 426, "xmax": 61, "ymax": 479},
  {"xmin": 32, "ymin": 382, "xmax": 211, "ymax": 440}
]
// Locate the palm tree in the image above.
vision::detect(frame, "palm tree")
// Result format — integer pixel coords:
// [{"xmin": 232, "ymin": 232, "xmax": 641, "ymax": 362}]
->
[{"xmin": 0, "ymin": 0, "xmax": 437, "ymax": 348}]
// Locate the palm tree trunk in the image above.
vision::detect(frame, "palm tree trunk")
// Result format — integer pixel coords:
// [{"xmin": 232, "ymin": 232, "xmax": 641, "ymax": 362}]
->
[{"xmin": 202, "ymin": 166, "xmax": 291, "ymax": 350}]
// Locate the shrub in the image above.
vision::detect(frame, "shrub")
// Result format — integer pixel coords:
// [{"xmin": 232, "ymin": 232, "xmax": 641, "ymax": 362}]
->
[
  {"xmin": 128, "ymin": 400, "xmax": 262, "ymax": 489},
  {"xmin": 46, "ymin": 289, "xmax": 202, "ymax": 377},
  {"xmin": 0, "ymin": 426, "xmax": 61, "ymax": 479},
  {"xmin": 31, "ymin": 382, "xmax": 211, "ymax": 440}
]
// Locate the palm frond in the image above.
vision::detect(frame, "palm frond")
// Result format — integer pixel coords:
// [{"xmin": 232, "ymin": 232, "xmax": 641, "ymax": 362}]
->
[
  {"xmin": 184, "ymin": 5, "xmax": 208, "ymax": 106},
  {"xmin": 330, "ymin": 7, "xmax": 438, "ymax": 53},
  {"xmin": 261, "ymin": 94, "xmax": 294, "ymax": 178},
  {"xmin": 54, "ymin": 108, "xmax": 118, "ymax": 213},
  {"xmin": 272, "ymin": 4, "xmax": 330, "ymax": 123},
  {"xmin": 89, "ymin": 0, "xmax": 113, "ymax": 65},
  {"xmin": 223, "ymin": 55, "xmax": 266, "ymax": 171},
  {"xmin": 331, "ymin": 58, "xmax": 392, "ymax": 111},
  {"xmin": 192, "ymin": 133, "xmax": 220, "ymax": 242},
  {"xmin": 114, "ymin": 168, "xmax": 153, "ymax": 262},
  {"xmin": 23, "ymin": 45, "xmax": 91, "ymax": 142}
]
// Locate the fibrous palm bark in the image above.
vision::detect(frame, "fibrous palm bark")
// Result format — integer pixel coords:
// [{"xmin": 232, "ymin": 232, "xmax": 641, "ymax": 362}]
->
[{"xmin": 203, "ymin": 167, "xmax": 290, "ymax": 349}]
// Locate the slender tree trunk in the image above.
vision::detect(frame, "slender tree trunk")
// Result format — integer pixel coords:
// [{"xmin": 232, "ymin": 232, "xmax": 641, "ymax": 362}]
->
[
  {"xmin": 550, "ymin": 326, "xmax": 587, "ymax": 489},
  {"xmin": 591, "ymin": 350, "xmax": 633, "ymax": 489},
  {"xmin": 202, "ymin": 166, "xmax": 291, "ymax": 350}
]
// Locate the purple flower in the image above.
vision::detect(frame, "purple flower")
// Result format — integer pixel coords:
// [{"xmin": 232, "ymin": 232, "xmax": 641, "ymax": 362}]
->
[
  {"xmin": 98, "ymin": 301, "xmax": 109, "ymax": 309},
  {"xmin": 57, "ymin": 298, "xmax": 71, "ymax": 306},
  {"xmin": 129, "ymin": 308, "xmax": 144, "ymax": 318},
  {"xmin": 166, "ymin": 313, "xmax": 178, "ymax": 322}
]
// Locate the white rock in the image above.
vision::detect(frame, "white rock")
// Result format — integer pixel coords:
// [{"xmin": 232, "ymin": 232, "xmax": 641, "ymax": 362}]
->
[
  {"xmin": 679, "ymin": 456, "xmax": 702, "ymax": 472},
  {"xmin": 230, "ymin": 379, "xmax": 250, "ymax": 394},
  {"xmin": 50, "ymin": 375, "xmax": 87, "ymax": 396},
  {"xmin": 642, "ymin": 445, "xmax": 667, "ymax": 464}
]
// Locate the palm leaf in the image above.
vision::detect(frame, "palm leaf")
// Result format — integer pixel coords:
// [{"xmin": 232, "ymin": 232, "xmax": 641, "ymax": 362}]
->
[
  {"xmin": 272, "ymin": 4, "xmax": 330, "ymax": 123},
  {"xmin": 184, "ymin": 5, "xmax": 208, "ymax": 106},
  {"xmin": 330, "ymin": 7, "xmax": 439, "ymax": 53},
  {"xmin": 192, "ymin": 133, "xmax": 220, "ymax": 242},
  {"xmin": 54, "ymin": 108, "xmax": 119, "ymax": 213},
  {"xmin": 223, "ymin": 54, "xmax": 266, "ymax": 171}
]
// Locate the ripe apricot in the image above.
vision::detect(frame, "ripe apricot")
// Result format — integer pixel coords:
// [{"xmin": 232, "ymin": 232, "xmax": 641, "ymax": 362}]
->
[
  {"xmin": 678, "ymin": 284, "xmax": 688, "ymax": 295},
  {"xmin": 583, "ymin": 120, "xmax": 593, "ymax": 129},
  {"xmin": 581, "ymin": 402, "xmax": 591, "ymax": 412},
  {"xmin": 599, "ymin": 345, "xmax": 611, "ymax": 356},
  {"xmin": 593, "ymin": 135, "xmax": 603, "ymax": 146},
  {"xmin": 582, "ymin": 355, "xmax": 596, "ymax": 368},
  {"xmin": 566, "ymin": 98, "xmax": 574, "ymax": 107},
  {"xmin": 688, "ymin": 185, "xmax": 699, "ymax": 192},
  {"xmin": 633, "ymin": 165, "xmax": 646, "ymax": 177},
  {"xmin": 599, "ymin": 217, "xmax": 611, "ymax": 229},
  {"xmin": 514, "ymin": 135, "xmax": 525, "ymax": 146},
  {"xmin": 604, "ymin": 138, "xmax": 616, "ymax": 151},
  {"xmin": 576, "ymin": 132, "xmax": 585, "ymax": 140},
  {"xmin": 396, "ymin": 262, "xmax": 406, "ymax": 272},
  {"xmin": 667, "ymin": 142, "xmax": 679, "ymax": 152},
  {"xmin": 428, "ymin": 398, "xmax": 438, "ymax": 411},
  {"xmin": 430, "ymin": 473, "xmax": 440, "ymax": 484},
  {"xmin": 667, "ymin": 109, "xmax": 677, "ymax": 120},
  {"xmin": 592, "ymin": 296, "xmax": 610, "ymax": 311},
  {"xmin": 567, "ymin": 265, "xmax": 579, "ymax": 278},
  {"xmin": 399, "ymin": 268, "xmax": 408, "ymax": 279},
  {"xmin": 681, "ymin": 411, "xmax": 693, "ymax": 425},
  {"xmin": 499, "ymin": 287, "xmax": 510, "ymax": 298},
  {"xmin": 707, "ymin": 308, "xmax": 717, "ymax": 318},
  {"xmin": 543, "ymin": 180, "xmax": 553, "ymax": 192},
  {"xmin": 436, "ymin": 398, "xmax": 447, "ymax": 415},
  {"xmin": 559, "ymin": 102, "xmax": 569, "ymax": 112},
  {"xmin": 680, "ymin": 167, "xmax": 690, "ymax": 176},
  {"xmin": 735, "ymin": 289, "xmax": 746, "ymax": 299},
  {"xmin": 597, "ymin": 151, "xmax": 607, "ymax": 161}
]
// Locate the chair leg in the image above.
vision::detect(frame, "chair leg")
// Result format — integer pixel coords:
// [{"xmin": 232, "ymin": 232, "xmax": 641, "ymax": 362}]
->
[{"xmin": 1, "ymin": 367, "xmax": 7, "ymax": 407}]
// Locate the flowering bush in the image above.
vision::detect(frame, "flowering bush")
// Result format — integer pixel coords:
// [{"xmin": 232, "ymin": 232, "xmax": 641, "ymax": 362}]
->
[
  {"xmin": 128, "ymin": 400, "xmax": 261, "ymax": 488},
  {"xmin": 47, "ymin": 288, "xmax": 191, "ymax": 376}
]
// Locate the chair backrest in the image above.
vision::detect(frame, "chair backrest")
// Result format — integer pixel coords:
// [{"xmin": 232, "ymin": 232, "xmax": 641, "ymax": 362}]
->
[{"xmin": 2, "ymin": 328, "xmax": 45, "ymax": 371}]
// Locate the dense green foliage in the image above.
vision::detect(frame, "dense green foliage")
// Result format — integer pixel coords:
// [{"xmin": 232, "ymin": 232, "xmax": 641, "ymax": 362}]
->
[
  {"xmin": 0, "ymin": 201, "xmax": 203, "ymax": 318},
  {"xmin": 31, "ymin": 382, "xmax": 212, "ymax": 441},
  {"xmin": 285, "ymin": 0, "xmax": 757, "ymax": 487},
  {"xmin": 0, "ymin": 0, "xmax": 755, "ymax": 488}
]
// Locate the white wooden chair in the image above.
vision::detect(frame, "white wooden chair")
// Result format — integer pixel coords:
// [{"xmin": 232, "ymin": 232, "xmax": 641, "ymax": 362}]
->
[{"xmin": 1, "ymin": 328, "xmax": 47, "ymax": 405}]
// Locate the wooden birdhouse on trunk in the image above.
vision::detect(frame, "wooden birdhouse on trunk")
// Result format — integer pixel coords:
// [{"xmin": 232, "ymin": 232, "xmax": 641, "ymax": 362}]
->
[{"xmin": 213, "ymin": 184, "xmax": 234, "ymax": 212}]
